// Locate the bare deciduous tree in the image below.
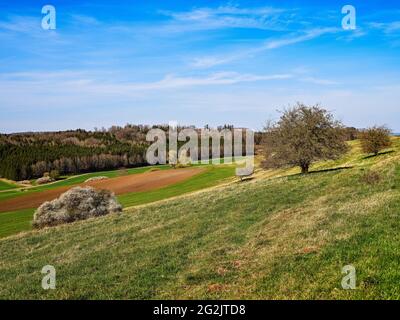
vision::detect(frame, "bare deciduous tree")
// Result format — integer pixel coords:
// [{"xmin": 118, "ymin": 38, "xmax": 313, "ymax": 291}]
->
[{"xmin": 262, "ymin": 103, "xmax": 348, "ymax": 174}]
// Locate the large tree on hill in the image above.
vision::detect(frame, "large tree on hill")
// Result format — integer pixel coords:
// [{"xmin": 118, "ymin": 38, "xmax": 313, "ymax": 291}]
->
[
  {"xmin": 359, "ymin": 126, "xmax": 392, "ymax": 156},
  {"xmin": 262, "ymin": 103, "xmax": 348, "ymax": 174}
]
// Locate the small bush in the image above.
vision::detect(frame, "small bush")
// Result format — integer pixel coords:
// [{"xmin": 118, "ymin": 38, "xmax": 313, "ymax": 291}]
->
[
  {"xmin": 175, "ymin": 163, "xmax": 190, "ymax": 169},
  {"xmin": 36, "ymin": 176, "xmax": 54, "ymax": 185},
  {"xmin": 85, "ymin": 176, "xmax": 108, "ymax": 183},
  {"xmin": 360, "ymin": 171, "xmax": 381, "ymax": 185},
  {"xmin": 117, "ymin": 169, "xmax": 129, "ymax": 176},
  {"xmin": 49, "ymin": 170, "xmax": 60, "ymax": 180},
  {"xmin": 18, "ymin": 180, "xmax": 31, "ymax": 185},
  {"xmin": 33, "ymin": 186, "xmax": 122, "ymax": 228}
]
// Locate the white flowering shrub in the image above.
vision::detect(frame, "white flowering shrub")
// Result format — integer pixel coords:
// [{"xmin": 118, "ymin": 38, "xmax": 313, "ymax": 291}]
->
[
  {"xmin": 33, "ymin": 187, "xmax": 122, "ymax": 228},
  {"xmin": 36, "ymin": 176, "xmax": 54, "ymax": 185},
  {"xmin": 18, "ymin": 180, "xmax": 32, "ymax": 185},
  {"xmin": 85, "ymin": 176, "xmax": 109, "ymax": 182}
]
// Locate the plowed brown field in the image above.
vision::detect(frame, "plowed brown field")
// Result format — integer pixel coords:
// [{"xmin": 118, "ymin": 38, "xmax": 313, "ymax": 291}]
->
[{"xmin": 0, "ymin": 167, "xmax": 204, "ymax": 213}]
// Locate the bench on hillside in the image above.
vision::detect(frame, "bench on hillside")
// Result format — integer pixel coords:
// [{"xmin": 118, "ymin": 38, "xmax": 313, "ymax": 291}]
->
[{"xmin": 236, "ymin": 169, "xmax": 254, "ymax": 182}]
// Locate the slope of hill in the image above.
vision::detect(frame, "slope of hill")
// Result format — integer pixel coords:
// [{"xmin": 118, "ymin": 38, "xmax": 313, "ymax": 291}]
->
[
  {"xmin": 0, "ymin": 165, "xmax": 236, "ymax": 239},
  {"xmin": 0, "ymin": 138, "xmax": 399, "ymax": 299},
  {"xmin": 0, "ymin": 179, "xmax": 18, "ymax": 191}
]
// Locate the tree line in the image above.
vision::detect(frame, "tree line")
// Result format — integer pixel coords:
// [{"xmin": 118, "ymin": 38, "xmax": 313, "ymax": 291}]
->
[
  {"xmin": 0, "ymin": 142, "xmax": 149, "ymax": 181},
  {"xmin": 0, "ymin": 124, "xmax": 250, "ymax": 181},
  {"xmin": 0, "ymin": 117, "xmax": 375, "ymax": 181},
  {"xmin": 0, "ymin": 125, "xmax": 154, "ymax": 181}
]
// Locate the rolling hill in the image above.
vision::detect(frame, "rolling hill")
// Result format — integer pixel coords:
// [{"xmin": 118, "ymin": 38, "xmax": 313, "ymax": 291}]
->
[{"xmin": 0, "ymin": 138, "xmax": 399, "ymax": 299}]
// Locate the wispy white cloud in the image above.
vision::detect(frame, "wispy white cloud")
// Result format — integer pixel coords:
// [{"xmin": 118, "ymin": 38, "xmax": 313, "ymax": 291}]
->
[
  {"xmin": 164, "ymin": 5, "xmax": 284, "ymax": 19},
  {"xmin": 336, "ymin": 27, "xmax": 367, "ymax": 42},
  {"xmin": 0, "ymin": 69, "xmax": 340, "ymax": 113},
  {"xmin": 262, "ymin": 27, "xmax": 340, "ymax": 49},
  {"xmin": 189, "ymin": 27, "xmax": 340, "ymax": 69},
  {"xmin": 158, "ymin": 5, "xmax": 293, "ymax": 32},
  {"xmin": 189, "ymin": 54, "xmax": 246, "ymax": 68},
  {"xmin": 0, "ymin": 70, "xmax": 90, "ymax": 81},
  {"xmin": 69, "ymin": 14, "xmax": 101, "ymax": 26},
  {"xmin": 301, "ymin": 77, "xmax": 339, "ymax": 86},
  {"xmin": 133, "ymin": 72, "xmax": 293, "ymax": 89},
  {"xmin": 0, "ymin": 15, "xmax": 40, "ymax": 33},
  {"xmin": 369, "ymin": 21, "xmax": 400, "ymax": 34},
  {"xmin": 367, "ymin": 21, "xmax": 400, "ymax": 47},
  {"xmin": 0, "ymin": 13, "xmax": 100, "ymax": 34},
  {"xmin": 0, "ymin": 71, "xmax": 293, "ymax": 94},
  {"xmin": 0, "ymin": 15, "xmax": 62, "ymax": 46}
]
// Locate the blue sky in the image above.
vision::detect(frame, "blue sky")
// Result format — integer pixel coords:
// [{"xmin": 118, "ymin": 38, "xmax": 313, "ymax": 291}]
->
[{"xmin": 0, "ymin": 0, "xmax": 400, "ymax": 132}]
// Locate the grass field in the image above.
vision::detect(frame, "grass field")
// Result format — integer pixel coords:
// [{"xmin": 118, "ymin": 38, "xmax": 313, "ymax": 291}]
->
[
  {"xmin": 118, "ymin": 165, "xmax": 235, "ymax": 207},
  {"xmin": 0, "ymin": 138, "xmax": 399, "ymax": 299},
  {"xmin": 0, "ymin": 180, "xmax": 18, "ymax": 191},
  {"xmin": 0, "ymin": 165, "xmax": 170, "ymax": 202},
  {"xmin": 0, "ymin": 208, "xmax": 35, "ymax": 239},
  {"xmin": 0, "ymin": 165, "xmax": 236, "ymax": 239}
]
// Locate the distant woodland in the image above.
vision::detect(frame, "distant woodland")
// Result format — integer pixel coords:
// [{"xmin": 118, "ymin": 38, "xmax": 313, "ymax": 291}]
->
[
  {"xmin": 0, "ymin": 124, "xmax": 358, "ymax": 181},
  {"xmin": 0, "ymin": 125, "xmax": 154, "ymax": 180}
]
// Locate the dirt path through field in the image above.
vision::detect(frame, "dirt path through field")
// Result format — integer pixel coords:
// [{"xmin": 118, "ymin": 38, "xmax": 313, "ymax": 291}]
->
[{"xmin": 0, "ymin": 167, "xmax": 204, "ymax": 213}]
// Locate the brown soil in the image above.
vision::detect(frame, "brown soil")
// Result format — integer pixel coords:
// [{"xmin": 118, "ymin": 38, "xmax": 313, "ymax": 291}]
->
[{"xmin": 0, "ymin": 167, "xmax": 203, "ymax": 213}]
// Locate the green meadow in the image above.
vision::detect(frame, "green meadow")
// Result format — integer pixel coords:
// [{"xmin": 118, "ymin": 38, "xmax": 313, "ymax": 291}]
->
[
  {"xmin": 0, "ymin": 138, "xmax": 399, "ymax": 299},
  {"xmin": 0, "ymin": 180, "xmax": 18, "ymax": 191},
  {"xmin": 0, "ymin": 164, "xmax": 236, "ymax": 239}
]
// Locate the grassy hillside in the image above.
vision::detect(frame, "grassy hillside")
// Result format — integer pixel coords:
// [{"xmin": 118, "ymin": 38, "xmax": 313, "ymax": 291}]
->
[
  {"xmin": 118, "ymin": 165, "xmax": 235, "ymax": 207},
  {"xmin": 0, "ymin": 208, "xmax": 35, "ymax": 239},
  {"xmin": 0, "ymin": 165, "xmax": 235, "ymax": 239},
  {"xmin": 0, "ymin": 138, "xmax": 399, "ymax": 299},
  {"xmin": 0, "ymin": 179, "xmax": 18, "ymax": 191}
]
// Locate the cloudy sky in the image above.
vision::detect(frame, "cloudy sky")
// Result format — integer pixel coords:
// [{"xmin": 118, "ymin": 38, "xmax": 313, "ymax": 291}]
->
[{"xmin": 1, "ymin": 0, "xmax": 400, "ymax": 132}]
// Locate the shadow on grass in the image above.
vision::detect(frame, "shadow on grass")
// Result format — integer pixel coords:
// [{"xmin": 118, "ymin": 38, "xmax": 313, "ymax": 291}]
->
[
  {"xmin": 288, "ymin": 166, "xmax": 354, "ymax": 179},
  {"xmin": 308, "ymin": 166, "xmax": 354, "ymax": 174},
  {"xmin": 362, "ymin": 150, "xmax": 394, "ymax": 160},
  {"xmin": 237, "ymin": 177, "xmax": 255, "ymax": 183}
]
